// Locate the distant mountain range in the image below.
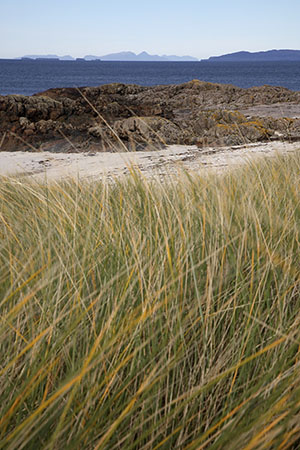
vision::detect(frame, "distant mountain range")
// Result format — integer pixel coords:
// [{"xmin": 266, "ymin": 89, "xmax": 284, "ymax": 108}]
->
[
  {"xmin": 206, "ymin": 49, "xmax": 300, "ymax": 62},
  {"xmin": 19, "ymin": 49, "xmax": 300, "ymax": 62},
  {"xmin": 20, "ymin": 51, "xmax": 198, "ymax": 62},
  {"xmin": 87, "ymin": 51, "xmax": 198, "ymax": 61}
]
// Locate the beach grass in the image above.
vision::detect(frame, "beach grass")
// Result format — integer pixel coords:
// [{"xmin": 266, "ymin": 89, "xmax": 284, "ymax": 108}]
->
[{"xmin": 0, "ymin": 151, "xmax": 300, "ymax": 449}]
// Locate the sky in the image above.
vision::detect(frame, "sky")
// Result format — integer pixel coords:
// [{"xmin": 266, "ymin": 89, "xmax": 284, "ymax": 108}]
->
[{"xmin": 1, "ymin": 0, "xmax": 299, "ymax": 59}]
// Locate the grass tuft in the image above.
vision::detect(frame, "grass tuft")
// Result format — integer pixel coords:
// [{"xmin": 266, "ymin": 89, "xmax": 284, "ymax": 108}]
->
[{"xmin": 1, "ymin": 151, "xmax": 300, "ymax": 449}]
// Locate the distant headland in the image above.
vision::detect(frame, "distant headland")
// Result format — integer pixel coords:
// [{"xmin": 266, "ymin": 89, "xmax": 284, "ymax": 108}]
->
[{"xmin": 206, "ymin": 49, "xmax": 300, "ymax": 62}]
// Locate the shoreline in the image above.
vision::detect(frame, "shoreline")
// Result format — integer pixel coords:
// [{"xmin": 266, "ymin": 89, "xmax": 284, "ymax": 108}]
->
[{"xmin": 1, "ymin": 141, "xmax": 299, "ymax": 182}]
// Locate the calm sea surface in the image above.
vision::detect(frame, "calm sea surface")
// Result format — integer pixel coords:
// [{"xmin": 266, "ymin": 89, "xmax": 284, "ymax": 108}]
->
[{"xmin": 1, "ymin": 60, "xmax": 300, "ymax": 96}]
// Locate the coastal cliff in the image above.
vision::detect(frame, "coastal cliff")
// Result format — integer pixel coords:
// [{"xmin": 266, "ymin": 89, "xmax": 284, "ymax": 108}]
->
[{"xmin": 1, "ymin": 80, "xmax": 300, "ymax": 152}]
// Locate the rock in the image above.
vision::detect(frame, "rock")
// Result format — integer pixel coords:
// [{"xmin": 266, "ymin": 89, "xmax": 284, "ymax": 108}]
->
[
  {"xmin": 1, "ymin": 81, "xmax": 300, "ymax": 151},
  {"xmin": 19, "ymin": 117, "xmax": 31, "ymax": 128},
  {"xmin": 23, "ymin": 129, "xmax": 35, "ymax": 137},
  {"xmin": 112, "ymin": 117, "xmax": 184, "ymax": 147}
]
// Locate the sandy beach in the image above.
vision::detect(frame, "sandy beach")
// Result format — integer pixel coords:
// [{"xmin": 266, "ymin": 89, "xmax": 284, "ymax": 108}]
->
[{"xmin": 0, "ymin": 141, "xmax": 299, "ymax": 182}]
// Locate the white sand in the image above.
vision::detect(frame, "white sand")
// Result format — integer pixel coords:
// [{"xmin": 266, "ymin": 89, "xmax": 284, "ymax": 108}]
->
[{"xmin": 0, "ymin": 141, "xmax": 299, "ymax": 182}]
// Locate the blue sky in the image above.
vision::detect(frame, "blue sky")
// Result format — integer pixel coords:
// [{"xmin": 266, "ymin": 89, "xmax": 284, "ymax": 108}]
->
[{"xmin": 1, "ymin": 0, "xmax": 299, "ymax": 59}]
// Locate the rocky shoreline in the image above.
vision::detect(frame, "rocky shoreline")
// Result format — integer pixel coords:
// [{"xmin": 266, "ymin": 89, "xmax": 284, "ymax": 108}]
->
[{"xmin": 1, "ymin": 80, "xmax": 300, "ymax": 152}]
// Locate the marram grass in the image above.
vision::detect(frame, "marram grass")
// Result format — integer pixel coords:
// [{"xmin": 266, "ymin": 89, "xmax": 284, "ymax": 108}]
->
[{"xmin": 0, "ymin": 153, "xmax": 300, "ymax": 449}]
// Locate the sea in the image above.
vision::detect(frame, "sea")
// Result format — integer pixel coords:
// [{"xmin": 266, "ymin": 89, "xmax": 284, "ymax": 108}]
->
[{"xmin": 1, "ymin": 60, "xmax": 300, "ymax": 96}]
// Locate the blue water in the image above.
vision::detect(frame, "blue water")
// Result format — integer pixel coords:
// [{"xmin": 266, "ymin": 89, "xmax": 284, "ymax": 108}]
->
[{"xmin": 1, "ymin": 59, "xmax": 300, "ymax": 96}]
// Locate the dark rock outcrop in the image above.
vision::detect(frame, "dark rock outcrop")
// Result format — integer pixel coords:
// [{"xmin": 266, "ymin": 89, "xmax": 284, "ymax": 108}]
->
[{"xmin": 1, "ymin": 80, "xmax": 300, "ymax": 152}]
